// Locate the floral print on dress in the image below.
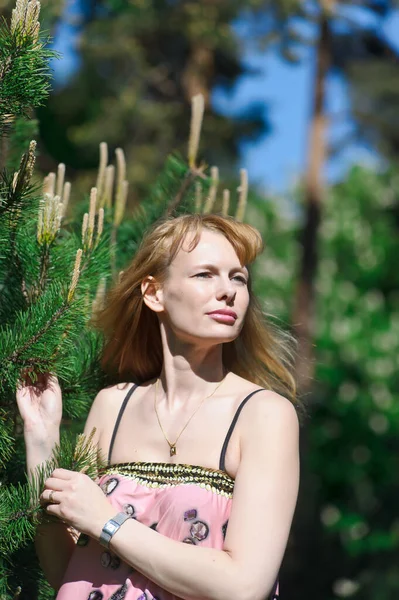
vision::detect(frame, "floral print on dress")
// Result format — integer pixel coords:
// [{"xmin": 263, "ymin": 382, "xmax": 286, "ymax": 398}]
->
[
  {"xmin": 88, "ymin": 592, "xmax": 103, "ymax": 600},
  {"xmin": 100, "ymin": 477, "xmax": 119, "ymax": 496},
  {"xmin": 190, "ymin": 521, "xmax": 209, "ymax": 541},
  {"xmin": 123, "ymin": 503, "xmax": 136, "ymax": 517},
  {"xmin": 100, "ymin": 552, "xmax": 111, "ymax": 568},
  {"xmin": 183, "ymin": 509, "xmax": 197, "ymax": 521},
  {"xmin": 56, "ymin": 462, "xmax": 238, "ymax": 600},
  {"xmin": 222, "ymin": 520, "xmax": 228, "ymax": 540},
  {"xmin": 100, "ymin": 551, "xmax": 121, "ymax": 570},
  {"xmin": 77, "ymin": 533, "xmax": 89, "ymax": 547},
  {"xmin": 111, "ymin": 555, "xmax": 121, "ymax": 570},
  {"xmin": 109, "ymin": 583, "xmax": 128, "ymax": 599},
  {"xmin": 181, "ymin": 507, "xmax": 210, "ymax": 544}
]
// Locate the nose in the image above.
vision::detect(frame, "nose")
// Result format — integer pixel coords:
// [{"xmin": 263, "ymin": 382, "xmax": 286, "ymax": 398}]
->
[{"xmin": 216, "ymin": 278, "xmax": 236, "ymax": 305}]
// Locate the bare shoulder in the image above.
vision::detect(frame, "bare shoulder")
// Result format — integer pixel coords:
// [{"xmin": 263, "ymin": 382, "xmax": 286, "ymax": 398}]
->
[
  {"xmin": 92, "ymin": 382, "xmax": 132, "ymax": 411},
  {"xmin": 238, "ymin": 388, "xmax": 299, "ymax": 443},
  {"xmin": 83, "ymin": 382, "xmax": 134, "ymax": 437}
]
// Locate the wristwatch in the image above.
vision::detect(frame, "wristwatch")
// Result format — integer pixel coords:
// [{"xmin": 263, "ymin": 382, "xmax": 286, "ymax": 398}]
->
[{"xmin": 99, "ymin": 512, "xmax": 131, "ymax": 548}]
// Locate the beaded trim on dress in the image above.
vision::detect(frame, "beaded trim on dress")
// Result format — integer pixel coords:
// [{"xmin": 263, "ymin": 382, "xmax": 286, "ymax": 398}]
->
[{"xmin": 101, "ymin": 462, "xmax": 235, "ymax": 498}]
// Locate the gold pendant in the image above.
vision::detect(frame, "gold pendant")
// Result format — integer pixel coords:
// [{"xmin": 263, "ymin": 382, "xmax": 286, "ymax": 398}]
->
[{"xmin": 170, "ymin": 445, "xmax": 177, "ymax": 456}]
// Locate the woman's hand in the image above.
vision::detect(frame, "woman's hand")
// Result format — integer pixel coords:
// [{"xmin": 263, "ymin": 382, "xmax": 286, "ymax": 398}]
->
[
  {"xmin": 16, "ymin": 373, "xmax": 62, "ymax": 443},
  {"xmin": 40, "ymin": 469, "xmax": 115, "ymax": 539}
]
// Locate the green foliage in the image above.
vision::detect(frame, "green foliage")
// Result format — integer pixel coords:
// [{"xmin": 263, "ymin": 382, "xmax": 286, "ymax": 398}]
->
[
  {"xmin": 348, "ymin": 58, "xmax": 399, "ymax": 162},
  {"xmin": 0, "ymin": 131, "xmax": 109, "ymax": 595},
  {"xmin": 0, "ymin": 428, "xmax": 104, "ymax": 597},
  {"xmin": 0, "ymin": 141, "xmax": 108, "ymax": 412},
  {"xmin": 114, "ymin": 153, "xmax": 211, "ymax": 268},
  {"xmin": 0, "ymin": 410, "xmax": 14, "ymax": 468},
  {"xmin": 0, "ymin": 103, "xmax": 234, "ymax": 597},
  {"xmin": 0, "ymin": 1, "xmax": 58, "ymax": 135},
  {"xmin": 4, "ymin": 116, "xmax": 39, "ymax": 171},
  {"xmin": 35, "ymin": 0, "xmax": 268, "ymax": 200},
  {"xmin": 247, "ymin": 166, "xmax": 399, "ymax": 598},
  {"xmin": 312, "ymin": 168, "xmax": 399, "ymax": 585}
]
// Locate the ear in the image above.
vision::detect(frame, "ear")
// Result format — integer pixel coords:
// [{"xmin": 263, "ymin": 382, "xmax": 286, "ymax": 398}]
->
[{"xmin": 141, "ymin": 276, "xmax": 164, "ymax": 313}]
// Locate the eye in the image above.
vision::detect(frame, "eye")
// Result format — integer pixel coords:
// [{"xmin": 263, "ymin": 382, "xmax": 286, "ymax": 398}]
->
[
  {"xmin": 232, "ymin": 275, "xmax": 248, "ymax": 285},
  {"xmin": 194, "ymin": 272, "xmax": 212, "ymax": 278}
]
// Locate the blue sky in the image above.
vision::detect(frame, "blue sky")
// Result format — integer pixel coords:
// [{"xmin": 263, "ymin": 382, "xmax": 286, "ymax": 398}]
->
[
  {"xmin": 212, "ymin": 8, "xmax": 399, "ymax": 193},
  {"xmin": 52, "ymin": 3, "xmax": 399, "ymax": 194}
]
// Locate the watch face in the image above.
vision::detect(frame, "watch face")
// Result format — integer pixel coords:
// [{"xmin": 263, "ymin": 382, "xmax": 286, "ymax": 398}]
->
[{"xmin": 106, "ymin": 522, "xmax": 118, "ymax": 534}]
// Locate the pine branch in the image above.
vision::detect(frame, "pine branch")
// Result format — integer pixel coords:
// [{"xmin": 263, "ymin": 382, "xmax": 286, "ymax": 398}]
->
[
  {"xmin": 0, "ymin": 1, "xmax": 58, "ymax": 134},
  {"xmin": 0, "ymin": 429, "xmax": 105, "ymax": 559},
  {"xmin": 0, "ymin": 411, "xmax": 14, "ymax": 469},
  {"xmin": 8, "ymin": 300, "xmax": 70, "ymax": 365},
  {"xmin": 0, "ymin": 142, "xmax": 39, "ymax": 312},
  {"xmin": 165, "ymin": 164, "xmax": 207, "ymax": 217},
  {"xmin": 0, "ymin": 283, "xmax": 88, "ymax": 400}
]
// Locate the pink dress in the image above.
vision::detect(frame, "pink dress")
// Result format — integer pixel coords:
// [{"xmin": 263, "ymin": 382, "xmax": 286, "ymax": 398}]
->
[{"xmin": 56, "ymin": 386, "xmax": 279, "ymax": 600}]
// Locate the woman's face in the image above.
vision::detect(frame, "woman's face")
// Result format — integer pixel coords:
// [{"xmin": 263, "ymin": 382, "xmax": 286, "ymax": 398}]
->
[{"xmin": 155, "ymin": 228, "xmax": 250, "ymax": 346}]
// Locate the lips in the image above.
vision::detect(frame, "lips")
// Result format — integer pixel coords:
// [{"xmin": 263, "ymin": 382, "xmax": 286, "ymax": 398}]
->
[{"xmin": 207, "ymin": 309, "xmax": 237, "ymax": 320}]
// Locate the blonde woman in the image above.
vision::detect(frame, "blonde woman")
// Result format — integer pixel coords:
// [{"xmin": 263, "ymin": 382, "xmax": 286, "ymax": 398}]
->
[{"xmin": 17, "ymin": 214, "xmax": 300, "ymax": 600}]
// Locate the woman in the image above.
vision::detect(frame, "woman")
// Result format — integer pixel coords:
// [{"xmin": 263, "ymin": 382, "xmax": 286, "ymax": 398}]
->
[{"xmin": 17, "ymin": 214, "xmax": 300, "ymax": 600}]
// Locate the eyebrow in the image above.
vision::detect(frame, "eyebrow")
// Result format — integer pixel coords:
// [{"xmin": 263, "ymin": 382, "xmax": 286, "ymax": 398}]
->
[{"xmin": 192, "ymin": 263, "xmax": 249, "ymax": 274}]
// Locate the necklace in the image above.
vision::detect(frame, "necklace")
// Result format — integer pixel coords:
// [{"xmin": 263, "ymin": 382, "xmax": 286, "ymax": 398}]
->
[{"xmin": 154, "ymin": 376, "xmax": 226, "ymax": 457}]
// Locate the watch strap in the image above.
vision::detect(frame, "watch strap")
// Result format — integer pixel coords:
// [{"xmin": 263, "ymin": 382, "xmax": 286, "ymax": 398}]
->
[{"xmin": 99, "ymin": 511, "xmax": 131, "ymax": 548}]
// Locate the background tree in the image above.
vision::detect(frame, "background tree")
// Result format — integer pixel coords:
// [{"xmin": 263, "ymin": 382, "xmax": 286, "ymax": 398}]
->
[
  {"xmin": 339, "ymin": 28, "xmax": 399, "ymax": 162},
  {"xmin": 31, "ymin": 0, "xmax": 269, "ymax": 203},
  {"xmin": 0, "ymin": 6, "xmax": 247, "ymax": 597},
  {"xmin": 249, "ymin": 165, "xmax": 399, "ymax": 599},
  {"xmin": 2, "ymin": 0, "xmax": 399, "ymax": 598},
  {"xmin": 235, "ymin": 0, "xmax": 398, "ymax": 388}
]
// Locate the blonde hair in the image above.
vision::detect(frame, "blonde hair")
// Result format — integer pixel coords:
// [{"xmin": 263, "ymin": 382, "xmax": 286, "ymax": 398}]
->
[{"xmin": 95, "ymin": 214, "xmax": 297, "ymax": 402}]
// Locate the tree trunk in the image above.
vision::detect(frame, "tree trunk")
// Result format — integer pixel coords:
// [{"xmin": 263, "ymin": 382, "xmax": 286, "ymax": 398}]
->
[{"xmin": 292, "ymin": 15, "xmax": 331, "ymax": 392}]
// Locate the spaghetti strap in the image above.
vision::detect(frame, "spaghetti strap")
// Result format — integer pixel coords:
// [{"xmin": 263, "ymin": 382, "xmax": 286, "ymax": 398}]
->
[
  {"xmin": 107, "ymin": 384, "xmax": 138, "ymax": 465},
  {"xmin": 219, "ymin": 388, "xmax": 265, "ymax": 472},
  {"xmin": 219, "ymin": 389, "xmax": 280, "ymax": 600}
]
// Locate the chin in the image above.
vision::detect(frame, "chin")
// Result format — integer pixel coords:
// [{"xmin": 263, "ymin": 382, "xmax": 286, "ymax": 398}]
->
[
  {"xmin": 201, "ymin": 330, "xmax": 240, "ymax": 345},
  {"xmin": 170, "ymin": 321, "xmax": 242, "ymax": 346}
]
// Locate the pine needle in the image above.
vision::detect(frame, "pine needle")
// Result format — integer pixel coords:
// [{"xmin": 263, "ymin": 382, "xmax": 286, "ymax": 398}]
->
[
  {"xmin": 222, "ymin": 188, "xmax": 230, "ymax": 216},
  {"xmin": 96, "ymin": 142, "xmax": 108, "ymax": 204},
  {"xmin": 188, "ymin": 94, "xmax": 205, "ymax": 168},
  {"xmin": 0, "ymin": 429, "xmax": 105, "ymax": 558},
  {"xmin": 203, "ymin": 166, "xmax": 219, "ymax": 214},
  {"xmin": 194, "ymin": 181, "xmax": 202, "ymax": 213},
  {"xmin": 55, "ymin": 163, "xmax": 65, "ymax": 199},
  {"xmin": 67, "ymin": 249, "xmax": 82, "ymax": 302},
  {"xmin": 235, "ymin": 168, "xmax": 248, "ymax": 222}
]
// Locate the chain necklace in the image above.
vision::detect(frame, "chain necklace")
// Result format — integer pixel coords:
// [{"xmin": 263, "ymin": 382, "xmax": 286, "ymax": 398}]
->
[{"xmin": 154, "ymin": 376, "xmax": 226, "ymax": 457}]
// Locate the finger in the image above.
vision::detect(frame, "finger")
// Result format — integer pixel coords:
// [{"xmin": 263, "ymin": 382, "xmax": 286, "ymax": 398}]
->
[
  {"xmin": 45, "ymin": 503, "xmax": 62, "ymax": 517},
  {"xmin": 47, "ymin": 373, "xmax": 59, "ymax": 385},
  {"xmin": 41, "ymin": 489, "xmax": 60, "ymax": 504},
  {"xmin": 43, "ymin": 477, "xmax": 66, "ymax": 492},
  {"xmin": 51, "ymin": 468, "xmax": 75, "ymax": 480}
]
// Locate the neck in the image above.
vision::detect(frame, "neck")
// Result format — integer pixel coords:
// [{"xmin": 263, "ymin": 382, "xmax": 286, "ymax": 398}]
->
[{"xmin": 158, "ymin": 324, "xmax": 226, "ymax": 410}]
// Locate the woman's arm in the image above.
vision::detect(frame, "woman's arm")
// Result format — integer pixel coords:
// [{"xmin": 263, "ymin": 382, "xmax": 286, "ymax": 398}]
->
[
  {"xmin": 22, "ymin": 384, "xmax": 105, "ymax": 590},
  {"xmin": 106, "ymin": 391, "xmax": 299, "ymax": 600},
  {"xmin": 45, "ymin": 390, "xmax": 299, "ymax": 600},
  {"xmin": 28, "ymin": 437, "xmax": 77, "ymax": 590}
]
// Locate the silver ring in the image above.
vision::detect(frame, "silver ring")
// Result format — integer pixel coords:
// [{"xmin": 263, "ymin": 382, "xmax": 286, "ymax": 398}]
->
[{"xmin": 49, "ymin": 490, "xmax": 55, "ymax": 504}]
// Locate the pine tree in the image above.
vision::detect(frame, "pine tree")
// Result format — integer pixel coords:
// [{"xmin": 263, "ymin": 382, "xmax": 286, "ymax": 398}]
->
[
  {"xmin": 0, "ymin": 5, "xmax": 250, "ymax": 597},
  {"xmin": 29, "ymin": 0, "xmax": 267, "ymax": 203}
]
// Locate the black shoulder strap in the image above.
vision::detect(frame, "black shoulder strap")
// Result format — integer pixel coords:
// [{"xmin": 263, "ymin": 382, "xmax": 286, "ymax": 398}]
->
[
  {"xmin": 107, "ymin": 384, "xmax": 138, "ymax": 465},
  {"xmin": 270, "ymin": 579, "xmax": 279, "ymax": 599},
  {"xmin": 219, "ymin": 388, "xmax": 265, "ymax": 472}
]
